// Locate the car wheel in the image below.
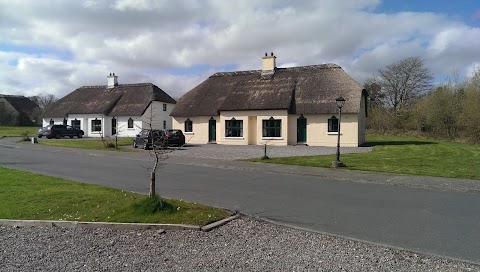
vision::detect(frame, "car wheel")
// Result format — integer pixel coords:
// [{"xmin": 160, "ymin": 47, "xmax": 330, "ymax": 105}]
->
[
  {"xmin": 143, "ymin": 143, "xmax": 149, "ymax": 150},
  {"xmin": 133, "ymin": 140, "xmax": 138, "ymax": 148},
  {"xmin": 55, "ymin": 133, "xmax": 61, "ymax": 139},
  {"xmin": 47, "ymin": 136, "xmax": 51, "ymax": 139},
  {"xmin": 38, "ymin": 135, "xmax": 42, "ymax": 138},
  {"xmin": 77, "ymin": 133, "xmax": 83, "ymax": 138}
]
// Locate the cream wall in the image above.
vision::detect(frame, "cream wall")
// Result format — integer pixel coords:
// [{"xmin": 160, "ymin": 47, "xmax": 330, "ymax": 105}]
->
[
  {"xmin": 173, "ymin": 110, "xmax": 361, "ymax": 147},
  {"xmin": 219, "ymin": 110, "xmax": 289, "ymax": 146},
  {"xmin": 287, "ymin": 113, "xmax": 359, "ymax": 147},
  {"xmin": 172, "ymin": 116, "xmax": 214, "ymax": 144}
]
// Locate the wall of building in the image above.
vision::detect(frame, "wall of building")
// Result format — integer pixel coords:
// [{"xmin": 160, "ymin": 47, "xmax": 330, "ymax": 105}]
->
[
  {"xmin": 287, "ymin": 113, "xmax": 359, "ymax": 147},
  {"xmin": 219, "ymin": 110, "xmax": 289, "ymax": 145},
  {"xmin": 172, "ymin": 116, "xmax": 213, "ymax": 144},
  {"xmin": 141, "ymin": 101, "xmax": 174, "ymax": 130}
]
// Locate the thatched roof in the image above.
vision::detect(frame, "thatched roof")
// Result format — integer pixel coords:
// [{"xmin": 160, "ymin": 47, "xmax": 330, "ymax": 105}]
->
[
  {"xmin": 43, "ymin": 83, "xmax": 176, "ymax": 118},
  {"xmin": 0, "ymin": 94, "xmax": 39, "ymax": 115},
  {"xmin": 171, "ymin": 64, "xmax": 365, "ymax": 117}
]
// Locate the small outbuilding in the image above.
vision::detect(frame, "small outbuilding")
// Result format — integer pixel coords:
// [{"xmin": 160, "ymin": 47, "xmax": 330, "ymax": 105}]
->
[
  {"xmin": 42, "ymin": 74, "xmax": 176, "ymax": 137},
  {"xmin": 170, "ymin": 53, "xmax": 368, "ymax": 147}
]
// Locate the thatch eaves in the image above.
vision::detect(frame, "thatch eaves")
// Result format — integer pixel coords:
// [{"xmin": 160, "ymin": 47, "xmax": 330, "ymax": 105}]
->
[
  {"xmin": 43, "ymin": 83, "xmax": 176, "ymax": 118},
  {"xmin": 170, "ymin": 64, "xmax": 364, "ymax": 117}
]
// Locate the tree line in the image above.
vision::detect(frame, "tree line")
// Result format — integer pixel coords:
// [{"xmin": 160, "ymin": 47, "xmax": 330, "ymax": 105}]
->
[{"xmin": 365, "ymin": 57, "xmax": 480, "ymax": 144}]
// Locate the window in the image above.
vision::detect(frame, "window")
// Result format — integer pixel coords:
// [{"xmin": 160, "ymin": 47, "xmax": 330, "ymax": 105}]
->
[
  {"xmin": 163, "ymin": 120, "xmax": 166, "ymax": 129},
  {"xmin": 91, "ymin": 118, "xmax": 101, "ymax": 132},
  {"xmin": 184, "ymin": 118, "xmax": 192, "ymax": 132},
  {"xmin": 163, "ymin": 103, "xmax": 167, "ymax": 111},
  {"xmin": 71, "ymin": 119, "xmax": 80, "ymax": 130},
  {"xmin": 225, "ymin": 118, "xmax": 243, "ymax": 137},
  {"xmin": 128, "ymin": 118, "xmax": 134, "ymax": 128},
  {"xmin": 49, "ymin": 119, "xmax": 54, "ymax": 125},
  {"xmin": 262, "ymin": 117, "xmax": 281, "ymax": 137},
  {"xmin": 328, "ymin": 116, "xmax": 338, "ymax": 132},
  {"xmin": 63, "ymin": 118, "xmax": 67, "ymax": 125}
]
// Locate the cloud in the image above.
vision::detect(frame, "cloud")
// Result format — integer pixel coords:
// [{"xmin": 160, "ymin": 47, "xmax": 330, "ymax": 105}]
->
[{"xmin": 0, "ymin": 0, "xmax": 479, "ymax": 99}]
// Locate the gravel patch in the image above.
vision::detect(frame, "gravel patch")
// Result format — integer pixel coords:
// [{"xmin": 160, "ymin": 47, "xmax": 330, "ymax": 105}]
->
[
  {"xmin": 169, "ymin": 144, "xmax": 372, "ymax": 160},
  {"xmin": 1, "ymin": 216, "xmax": 478, "ymax": 271}
]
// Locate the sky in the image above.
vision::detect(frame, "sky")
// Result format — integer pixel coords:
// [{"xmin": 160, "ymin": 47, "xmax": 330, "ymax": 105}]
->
[{"xmin": 1, "ymin": 0, "xmax": 479, "ymax": 99}]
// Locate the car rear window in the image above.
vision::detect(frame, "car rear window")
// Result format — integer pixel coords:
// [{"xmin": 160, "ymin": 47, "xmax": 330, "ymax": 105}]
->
[{"xmin": 167, "ymin": 130, "xmax": 183, "ymax": 135}]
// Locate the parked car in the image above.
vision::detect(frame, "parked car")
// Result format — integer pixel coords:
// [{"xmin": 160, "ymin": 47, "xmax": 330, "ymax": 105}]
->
[
  {"xmin": 164, "ymin": 129, "xmax": 185, "ymax": 147},
  {"xmin": 133, "ymin": 129, "xmax": 185, "ymax": 150},
  {"xmin": 38, "ymin": 125, "xmax": 84, "ymax": 139},
  {"xmin": 132, "ymin": 129, "xmax": 164, "ymax": 150}
]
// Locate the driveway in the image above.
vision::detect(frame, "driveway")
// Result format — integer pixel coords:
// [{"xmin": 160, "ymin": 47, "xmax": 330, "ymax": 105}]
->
[{"xmin": 162, "ymin": 143, "xmax": 372, "ymax": 160}]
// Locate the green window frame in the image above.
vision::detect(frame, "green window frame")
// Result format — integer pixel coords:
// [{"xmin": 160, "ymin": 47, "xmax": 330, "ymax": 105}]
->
[
  {"xmin": 262, "ymin": 118, "xmax": 281, "ymax": 137},
  {"xmin": 225, "ymin": 118, "xmax": 243, "ymax": 137},
  {"xmin": 328, "ymin": 116, "xmax": 338, "ymax": 132}
]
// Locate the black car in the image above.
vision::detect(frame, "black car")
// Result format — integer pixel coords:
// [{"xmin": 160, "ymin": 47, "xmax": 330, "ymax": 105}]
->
[
  {"xmin": 38, "ymin": 125, "xmax": 84, "ymax": 139},
  {"xmin": 133, "ymin": 129, "xmax": 185, "ymax": 150},
  {"xmin": 164, "ymin": 129, "xmax": 185, "ymax": 147}
]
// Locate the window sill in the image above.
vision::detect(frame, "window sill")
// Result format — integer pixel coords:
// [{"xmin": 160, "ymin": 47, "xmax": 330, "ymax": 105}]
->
[
  {"xmin": 327, "ymin": 132, "xmax": 342, "ymax": 135},
  {"xmin": 262, "ymin": 137, "xmax": 283, "ymax": 140},
  {"xmin": 224, "ymin": 137, "xmax": 244, "ymax": 140},
  {"xmin": 184, "ymin": 132, "xmax": 194, "ymax": 135}
]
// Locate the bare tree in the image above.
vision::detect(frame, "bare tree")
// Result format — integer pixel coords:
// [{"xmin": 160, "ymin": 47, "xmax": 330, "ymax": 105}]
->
[
  {"xmin": 30, "ymin": 94, "xmax": 57, "ymax": 110},
  {"xmin": 363, "ymin": 77, "xmax": 383, "ymax": 108},
  {"xmin": 377, "ymin": 57, "xmax": 433, "ymax": 112}
]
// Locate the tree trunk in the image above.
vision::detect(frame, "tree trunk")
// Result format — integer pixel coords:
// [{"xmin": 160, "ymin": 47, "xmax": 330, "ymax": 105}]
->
[{"xmin": 149, "ymin": 171, "xmax": 156, "ymax": 197}]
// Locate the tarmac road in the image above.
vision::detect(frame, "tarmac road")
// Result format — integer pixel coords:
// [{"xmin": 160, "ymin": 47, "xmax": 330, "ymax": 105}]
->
[{"xmin": 1, "ymin": 139, "xmax": 479, "ymax": 264}]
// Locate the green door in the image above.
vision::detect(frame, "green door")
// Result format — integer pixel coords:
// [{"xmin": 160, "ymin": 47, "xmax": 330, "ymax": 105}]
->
[
  {"xmin": 297, "ymin": 116, "xmax": 307, "ymax": 143},
  {"xmin": 209, "ymin": 118, "xmax": 216, "ymax": 142}
]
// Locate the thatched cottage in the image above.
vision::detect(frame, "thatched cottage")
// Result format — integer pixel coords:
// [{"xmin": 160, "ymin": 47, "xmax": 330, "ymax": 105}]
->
[
  {"xmin": 171, "ymin": 53, "xmax": 368, "ymax": 147},
  {"xmin": 42, "ymin": 74, "xmax": 176, "ymax": 137},
  {"xmin": 0, "ymin": 94, "xmax": 40, "ymax": 126}
]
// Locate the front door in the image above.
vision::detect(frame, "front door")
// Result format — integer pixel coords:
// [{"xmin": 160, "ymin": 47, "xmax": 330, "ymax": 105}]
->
[
  {"xmin": 111, "ymin": 117, "xmax": 117, "ymax": 135},
  {"xmin": 208, "ymin": 118, "xmax": 216, "ymax": 142},
  {"xmin": 297, "ymin": 116, "xmax": 307, "ymax": 143}
]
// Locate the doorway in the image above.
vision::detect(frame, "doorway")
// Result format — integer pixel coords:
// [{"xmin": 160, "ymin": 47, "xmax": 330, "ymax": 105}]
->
[
  {"xmin": 111, "ymin": 117, "xmax": 117, "ymax": 135},
  {"xmin": 208, "ymin": 117, "xmax": 216, "ymax": 142},
  {"xmin": 297, "ymin": 115, "xmax": 307, "ymax": 144}
]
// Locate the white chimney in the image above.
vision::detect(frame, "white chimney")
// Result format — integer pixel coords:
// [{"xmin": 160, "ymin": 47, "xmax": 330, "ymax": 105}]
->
[
  {"xmin": 261, "ymin": 52, "xmax": 276, "ymax": 75},
  {"xmin": 107, "ymin": 73, "xmax": 118, "ymax": 88}
]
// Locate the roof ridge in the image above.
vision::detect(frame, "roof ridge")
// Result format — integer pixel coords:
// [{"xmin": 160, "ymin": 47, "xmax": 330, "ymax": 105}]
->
[
  {"xmin": 79, "ymin": 83, "xmax": 154, "ymax": 89},
  {"xmin": 210, "ymin": 63, "xmax": 341, "ymax": 78}
]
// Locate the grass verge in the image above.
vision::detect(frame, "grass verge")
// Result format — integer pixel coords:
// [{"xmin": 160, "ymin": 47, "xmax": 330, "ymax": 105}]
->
[
  {"xmin": 38, "ymin": 138, "xmax": 135, "ymax": 151},
  {"xmin": 0, "ymin": 126, "xmax": 39, "ymax": 138},
  {"xmin": 0, "ymin": 167, "xmax": 231, "ymax": 225},
  {"xmin": 247, "ymin": 135, "xmax": 480, "ymax": 180}
]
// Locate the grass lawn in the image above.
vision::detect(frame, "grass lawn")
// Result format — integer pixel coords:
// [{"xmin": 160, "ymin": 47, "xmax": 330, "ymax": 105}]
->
[
  {"xmin": 248, "ymin": 135, "xmax": 480, "ymax": 180},
  {"xmin": 0, "ymin": 126, "xmax": 39, "ymax": 137},
  {"xmin": 38, "ymin": 137, "xmax": 135, "ymax": 151},
  {"xmin": 0, "ymin": 167, "xmax": 231, "ymax": 225}
]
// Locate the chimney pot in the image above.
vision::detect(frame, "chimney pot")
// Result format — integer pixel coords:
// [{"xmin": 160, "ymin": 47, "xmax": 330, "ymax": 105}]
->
[
  {"xmin": 107, "ymin": 73, "xmax": 118, "ymax": 88},
  {"xmin": 271, "ymin": 52, "xmax": 274, "ymax": 56}
]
